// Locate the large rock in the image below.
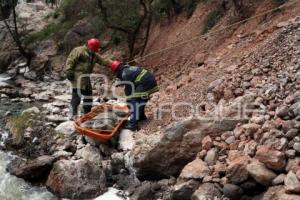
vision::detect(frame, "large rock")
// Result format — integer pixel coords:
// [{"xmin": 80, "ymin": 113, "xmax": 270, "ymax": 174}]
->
[
  {"xmin": 222, "ymin": 184, "xmax": 244, "ymax": 200},
  {"xmin": 46, "ymin": 159, "xmax": 107, "ymax": 199},
  {"xmin": 7, "ymin": 155, "xmax": 55, "ymax": 182},
  {"xmin": 262, "ymin": 186, "xmax": 300, "ymax": 200},
  {"xmin": 179, "ymin": 159, "xmax": 211, "ymax": 180},
  {"xmin": 191, "ymin": 183, "xmax": 222, "ymax": 200},
  {"xmin": 172, "ymin": 180, "xmax": 200, "ymax": 200},
  {"xmin": 55, "ymin": 121, "xmax": 75, "ymax": 135},
  {"xmin": 285, "ymin": 171, "xmax": 300, "ymax": 194},
  {"xmin": 75, "ymin": 145, "xmax": 102, "ymax": 165},
  {"xmin": 226, "ymin": 156, "xmax": 251, "ymax": 184},
  {"xmin": 133, "ymin": 117, "xmax": 242, "ymax": 179},
  {"xmin": 255, "ymin": 146, "xmax": 286, "ymax": 171},
  {"xmin": 246, "ymin": 160, "xmax": 277, "ymax": 186}
]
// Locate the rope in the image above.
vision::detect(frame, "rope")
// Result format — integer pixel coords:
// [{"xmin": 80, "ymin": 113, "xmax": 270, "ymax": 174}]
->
[{"xmin": 126, "ymin": 0, "xmax": 300, "ymax": 64}]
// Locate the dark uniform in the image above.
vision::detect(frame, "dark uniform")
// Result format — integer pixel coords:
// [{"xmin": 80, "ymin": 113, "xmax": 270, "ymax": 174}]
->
[{"xmin": 116, "ymin": 64, "xmax": 159, "ymax": 130}]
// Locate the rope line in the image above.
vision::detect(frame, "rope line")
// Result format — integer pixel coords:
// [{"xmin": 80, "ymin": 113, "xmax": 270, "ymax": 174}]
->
[{"xmin": 126, "ymin": 0, "xmax": 300, "ymax": 64}]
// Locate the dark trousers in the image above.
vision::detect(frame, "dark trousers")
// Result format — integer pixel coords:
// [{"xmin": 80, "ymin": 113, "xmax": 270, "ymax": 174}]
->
[
  {"xmin": 71, "ymin": 88, "xmax": 93, "ymax": 116},
  {"xmin": 127, "ymin": 98, "xmax": 148, "ymax": 126}
]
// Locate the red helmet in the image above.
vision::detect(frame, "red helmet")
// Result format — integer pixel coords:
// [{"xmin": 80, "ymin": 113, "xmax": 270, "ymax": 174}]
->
[
  {"xmin": 111, "ymin": 60, "xmax": 121, "ymax": 72},
  {"xmin": 87, "ymin": 38, "xmax": 100, "ymax": 52}
]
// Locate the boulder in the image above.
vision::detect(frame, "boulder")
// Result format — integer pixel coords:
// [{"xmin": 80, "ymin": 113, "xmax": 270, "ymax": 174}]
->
[
  {"xmin": 285, "ymin": 171, "xmax": 300, "ymax": 194},
  {"xmin": 55, "ymin": 121, "xmax": 75, "ymax": 135},
  {"xmin": 46, "ymin": 159, "xmax": 106, "ymax": 199},
  {"xmin": 262, "ymin": 186, "xmax": 300, "ymax": 200},
  {"xmin": 226, "ymin": 156, "xmax": 251, "ymax": 184},
  {"xmin": 7, "ymin": 155, "xmax": 55, "ymax": 182},
  {"xmin": 133, "ymin": 118, "xmax": 243, "ymax": 179},
  {"xmin": 191, "ymin": 183, "xmax": 222, "ymax": 200},
  {"xmin": 246, "ymin": 161, "xmax": 277, "ymax": 186},
  {"xmin": 222, "ymin": 184, "xmax": 244, "ymax": 200},
  {"xmin": 255, "ymin": 146, "xmax": 286, "ymax": 171},
  {"xmin": 172, "ymin": 180, "xmax": 200, "ymax": 200},
  {"xmin": 179, "ymin": 159, "xmax": 211, "ymax": 180},
  {"xmin": 75, "ymin": 145, "xmax": 102, "ymax": 165}
]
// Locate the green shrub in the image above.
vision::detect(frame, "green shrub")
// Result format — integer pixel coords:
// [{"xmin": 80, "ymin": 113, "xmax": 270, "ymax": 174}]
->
[
  {"xmin": 202, "ymin": 7, "xmax": 223, "ymax": 34},
  {"xmin": 7, "ymin": 112, "xmax": 38, "ymax": 146},
  {"xmin": 23, "ymin": 21, "xmax": 72, "ymax": 45}
]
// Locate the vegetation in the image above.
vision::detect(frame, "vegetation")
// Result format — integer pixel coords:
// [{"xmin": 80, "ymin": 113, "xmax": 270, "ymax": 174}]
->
[
  {"xmin": 272, "ymin": 0, "xmax": 287, "ymax": 6},
  {"xmin": 0, "ymin": 0, "xmax": 35, "ymax": 67},
  {"xmin": 23, "ymin": 21, "xmax": 72, "ymax": 45},
  {"xmin": 202, "ymin": 7, "xmax": 223, "ymax": 34},
  {"xmin": 7, "ymin": 112, "xmax": 38, "ymax": 146}
]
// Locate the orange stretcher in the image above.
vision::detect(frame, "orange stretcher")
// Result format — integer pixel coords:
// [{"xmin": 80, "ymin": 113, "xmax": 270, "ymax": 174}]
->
[{"xmin": 74, "ymin": 103, "xmax": 130, "ymax": 142}]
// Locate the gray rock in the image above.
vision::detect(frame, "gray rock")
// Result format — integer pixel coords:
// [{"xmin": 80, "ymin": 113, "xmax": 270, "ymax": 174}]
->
[
  {"xmin": 293, "ymin": 143, "xmax": 300, "ymax": 153},
  {"xmin": 172, "ymin": 180, "xmax": 200, "ymax": 200},
  {"xmin": 111, "ymin": 152, "xmax": 125, "ymax": 174},
  {"xmin": 272, "ymin": 174, "xmax": 286, "ymax": 186},
  {"xmin": 21, "ymin": 107, "xmax": 40, "ymax": 115},
  {"xmin": 291, "ymin": 102, "xmax": 300, "ymax": 117},
  {"xmin": 225, "ymin": 136, "xmax": 236, "ymax": 144},
  {"xmin": 204, "ymin": 148, "xmax": 218, "ymax": 166},
  {"xmin": 276, "ymin": 106, "xmax": 291, "ymax": 119},
  {"xmin": 46, "ymin": 159, "xmax": 106, "ymax": 199},
  {"xmin": 7, "ymin": 156, "xmax": 55, "ymax": 182},
  {"xmin": 55, "ymin": 121, "xmax": 75, "ymax": 135},
  {"xmin": 133, "ymin": 117, "xmax": 244, "ymax": 180},
  {"xmin": 191, "ymin": 183, "xmax": 221, "ymax": 200},
  {"xmin": 246, "ymin": 161, "xmax": 277, "ymax": 186},
  {"xmin": 75, "ymin": 146, "xmax": 102, "ymax": 165},
  {"xmin": 285, "ymin": 171, "xmax": 300, "ymax": 194},
  {"xmin": 222, "ymin": 184, "xmax": 244, "ymax": 200},
  {"xmin": 179, "ymin": 159, "xmax": 211, "ymax": 180},
  {"xmin": 286, "ymin": 150, "xmax": 296, "ymax": 159},
  {"xmin": 286, "ymin": 129, "xmax": 299, "ymax": 140}
]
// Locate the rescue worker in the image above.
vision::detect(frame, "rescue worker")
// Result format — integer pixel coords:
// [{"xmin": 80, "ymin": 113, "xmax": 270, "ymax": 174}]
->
[
  {"xmin": 110, "ymin": 61, "xmax": 159, "ymax": 130},
  {"xmin": 65, "ymin": 38, "xmax": 112, "ymax": 119}
]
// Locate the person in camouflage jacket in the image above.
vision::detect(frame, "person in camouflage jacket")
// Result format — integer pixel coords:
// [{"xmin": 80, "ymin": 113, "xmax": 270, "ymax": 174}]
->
[{"xmin": 65, "ymin": 38, "xmax": 112, "ymax": 119}]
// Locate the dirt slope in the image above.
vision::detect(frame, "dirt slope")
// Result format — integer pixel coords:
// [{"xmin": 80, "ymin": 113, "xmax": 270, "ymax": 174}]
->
[{"xmin": 139, "ymin": 0, "xmax": 300, "ymax": 132}]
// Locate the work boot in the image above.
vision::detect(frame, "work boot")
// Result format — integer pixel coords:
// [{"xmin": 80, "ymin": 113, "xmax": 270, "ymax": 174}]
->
[
  {"xmin": 138, "ymin": 115, "xmax": 147, "ymax": 122},
  {"xmin": 124, "ymin": 122, "xmax": 138, "ymax": 131}
]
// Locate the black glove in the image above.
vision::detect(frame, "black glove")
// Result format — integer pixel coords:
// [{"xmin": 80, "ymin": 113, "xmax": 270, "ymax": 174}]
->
[{"xmin": 66, "ymin": 72, "xmax": 75, "ymax": 81}]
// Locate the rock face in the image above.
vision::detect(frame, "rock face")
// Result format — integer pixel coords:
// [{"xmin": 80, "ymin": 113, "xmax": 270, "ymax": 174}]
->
[
  {"xmin": 7, "ymin": 156, "xmax": 54, "ymax": 182},
  {"xmin": 133, "ymin": 118, "xmax": 242, "ymax": 179},
  {"xmin": 46, "ymin": 159, "xmax": 107, "ymax": 199},
  {"xmin": 255, "ymin": 146, "xmax": 286, "ymax": 171}
]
